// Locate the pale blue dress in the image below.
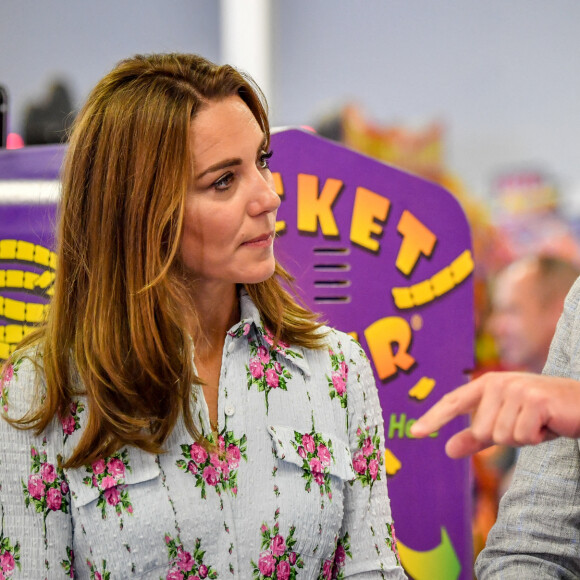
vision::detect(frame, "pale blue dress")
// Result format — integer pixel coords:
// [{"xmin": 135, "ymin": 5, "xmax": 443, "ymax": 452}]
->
[{"xmin": 0, "ymin": 292, "xmax": 405, "ymax": 579}]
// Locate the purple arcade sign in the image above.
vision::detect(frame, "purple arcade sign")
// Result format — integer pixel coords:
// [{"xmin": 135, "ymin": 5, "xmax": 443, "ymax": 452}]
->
[{"xmin": 0, "ymin": 131, "xmax": 474, "ymax": 579}]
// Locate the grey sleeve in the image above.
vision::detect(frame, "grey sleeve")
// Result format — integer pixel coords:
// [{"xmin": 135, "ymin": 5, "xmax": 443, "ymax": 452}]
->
[
  {"xmin": 476, "ymin": 276, "xmax": 580, "ymax": 579},
  {"xmin": 475, "ymin": 438, "xmax": 580, "ymax": 579}
]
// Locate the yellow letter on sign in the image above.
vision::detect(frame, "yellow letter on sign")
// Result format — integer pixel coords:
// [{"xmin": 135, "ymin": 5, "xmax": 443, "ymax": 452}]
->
[
  {"xmin": 396, "ymin": 210, "xmax": 437, "ymax": 276},
  {"xmin": 297, "ymin": 174, "xmax": 342, "ymax": 237},
  {"xmin": 365, "ymin": 316, "xmax": 416, "ymax": 381},
  {"xmin": 350, "ymin": 187, "xmax": 391, "ymax": 252}
]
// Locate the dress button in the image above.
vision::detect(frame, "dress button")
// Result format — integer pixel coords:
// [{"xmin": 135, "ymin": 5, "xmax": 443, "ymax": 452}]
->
[
  {"xmin": 225, "ymin": 404, "xmax": 235, "ymax": 417},
  {"xmin": 227, "ymin": 341, "xmax": 235, "ymax": 353}
]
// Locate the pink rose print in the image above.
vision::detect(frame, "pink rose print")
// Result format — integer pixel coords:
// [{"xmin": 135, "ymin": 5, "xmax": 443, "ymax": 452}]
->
[
  {"xmin": 60, "ymin": 399, "xmax": 85, "ymax": 441},
  {"xmin": 257, "ymin": 345, "xmax": 270, "ymax": 364},
  {"xmin": 352, "ymin": 421, "xmax": 383, "ymax": 489},
  {"xmin": 61, "ymin": 414, "xmax": 76, "ymax": 435},
  {"xmin": 309, "ymin": 458, "xmax": 323, "ymax": 474},
  {"xmin": 277, "ymin": 560, "xmax": 290, "ymax": 580},
  {"xmin": 265, "ymin": 368, "xmax": 279, "ymax": 388},
  {"xmin": 0, "ymin": 356, "xmax": 27, "ymax": 412},
  {"xmin": 331, "ymin": 372, "xmax": 346, "ymax": 396},
  {"xmin": 362, "ymin": 437, "xmax": 374, "ymax": 457},
  {"xmin": 219, "ymin": 461, "xmax": 230, "ymax": 480},
  {"xmin": 92, "ymin": 459, "xmax": 106, "ymax": 475},
  {"xmin": 243, "ymin": 323, "xmax": 251, "ymax": 335},
  {"xmin": 60, "ymin": 546, "xmax": 75, "ymax": 578},
  {"xmin": 209, "ymin": 452, "xmax": 221, "ymax": 469},
  {"xmin": 226, "ymin": 444, "xmax": 241, "ymax": 468},
  {"xmin": 313, "ymin": 472, "xmax": 325, "ymax": 486},
  {"xmin": 302, "ymin": 434, "xmax": 315, "ymax": 453},
  {"xmin": 318, "ymin": 444, "xmax": 331, "ymax": 467},
  {"xmin": 46, "ymin": 486, "xmax": 62, "ymax": 511},
  {"xmin": 352, "ymin": 451, "xmax": 367, "ymax": 475},
  {"xmin": 386, "ymin": 522, "xmax": 402, "ymax": 566},
  {"xmin": 28, "ymin": 473, "xmax": 46, "ymax": 500},
  {"xmin": 321, "ymin": 560, "xmax": 332, "ymax": 580},
  {"xmin": 107, "ymin": 457, "xmax": 125, "ymax": 478},
  {"xmin": 202, "ymin": 466, "xmax": 220, "ymax": 487},
  {"xmin": 178, "ymin": 548, "xmax": 194, "ymax": 572},
  {"xmin": 258, "ymin": 552, "xmax": 275, "ymax": 576},
  {"xmin": 252, "ymin": 515, "xmax": 304, "ymax": 579},
  {"xmin": 100, "ymin": 475, "xmax": 117, "ymax": 490},
  {"xmin": 291, "ymin": 429, "xmax": 335, "ymax": 498},
  {"xmin": 2, "ymin": 365, "xmax": 13, "ymax": 384},
  {"xmin": 0, "ymin": 359, "xmax": 18, "ymax": 413},
  {"xmin": 190, "ymin": 443, "xmax": 208, "ymax": 464},
  {"xmin": 87, "ymin": 559, "xmax": 110, "ymax": 580},
  {"xmin": 263, "ymin": 328, "xmax": 290, "ymax": 351},
  {"xmin": 246, "ymin": 328, "xmax": 302, "ymax": 413},
  {"xmin": 82, "ymin": 449, "xmax": 133, "ymax": 522},
  {"xmin": 104, "ymin": 486, "xmax": 121, "ymax": 506},
  {"xmin": 335, "ymin": 543, "xmax": 346, "ymax": 566},
  {"xmin": 249, "ymin": 357, "xmax": 264, "ymax": 379},
  {"xmin": 327, "ymin": 346, "xmax": 348, "ymax": 409},
  {"xmin": 270, "ymin": 534, "xmax": 286, "ymax": 556},
  {"xmin": 177, "ymin": 430, "xmax": 247, "ymax": 499},
  {"xmin": 0, "ymin": 549, "xmax": 16, "ymax": 574},
  {"xmin": 23, "ymin": 445, "xmax": 70, "ymax": 545},
  {"xmin": 318, "ymin": 533, "xmax": 352, "ymax": 580},
  {"xmin": 164, "ymin": 535, "xmax": 217, "ymax": 579},
  {"xmin": 369, "ymin": 459, "xmax": 379, "ymax": 480}
]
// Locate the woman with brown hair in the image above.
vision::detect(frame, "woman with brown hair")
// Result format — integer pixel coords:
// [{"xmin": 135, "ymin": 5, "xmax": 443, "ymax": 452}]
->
[{"xmin": 0, "ymin": 53, "xmax": 405, "ymax": 578}]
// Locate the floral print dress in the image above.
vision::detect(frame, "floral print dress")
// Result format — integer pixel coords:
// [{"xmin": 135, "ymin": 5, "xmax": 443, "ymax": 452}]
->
[{"xmin": 0, "ymin": 292, "xmax": 406, "ymax": 579}]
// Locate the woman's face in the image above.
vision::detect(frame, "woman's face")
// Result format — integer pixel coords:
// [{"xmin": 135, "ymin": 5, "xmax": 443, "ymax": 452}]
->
[{"xmin": 181, "ymin": 95, "xmax": 280, "ymax": 289}]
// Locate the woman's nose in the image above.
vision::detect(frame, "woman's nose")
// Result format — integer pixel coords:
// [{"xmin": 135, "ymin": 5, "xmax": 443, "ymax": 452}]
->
[{"xmin": 248, "ymin": 171, "xmax": 281, "ymax": 216}]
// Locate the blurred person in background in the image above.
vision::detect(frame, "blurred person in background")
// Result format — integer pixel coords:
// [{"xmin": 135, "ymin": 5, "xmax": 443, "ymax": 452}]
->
[
  {"xmin": 23, "ymin": 80, "xmax": 75, "ymax": 145},
  {"xmin": 470, "ymin": 254, "xmax": 580, "ymax": 558},
  {"xmin": 489, "ymin": 255, "xmax": 580, "ymax": 373}
]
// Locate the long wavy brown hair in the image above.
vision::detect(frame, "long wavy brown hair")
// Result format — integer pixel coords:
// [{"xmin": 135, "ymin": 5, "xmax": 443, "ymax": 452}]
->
[{"xmin": 8, "ymin": 53, "xmax": 324, "ymax": 468}]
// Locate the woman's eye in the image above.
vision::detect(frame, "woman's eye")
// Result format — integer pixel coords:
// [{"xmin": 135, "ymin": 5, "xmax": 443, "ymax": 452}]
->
[
  {"xmin": 213, "ymin": 172, "xmax": 234, "ymax": 191},
  {"xmin": 258, "ymin": 150, "xmax": 273, "ymax": 170}
]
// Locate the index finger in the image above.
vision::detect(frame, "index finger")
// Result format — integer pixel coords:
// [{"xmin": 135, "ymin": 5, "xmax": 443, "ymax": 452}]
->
[{"xmin": 409, "ymin": 378, "xmax": 484, "ymax": 437}]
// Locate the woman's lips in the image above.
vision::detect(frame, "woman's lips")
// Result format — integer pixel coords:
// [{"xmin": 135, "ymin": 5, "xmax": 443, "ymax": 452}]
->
[{"xmin": 242, "ymin": 232, "xmax": 274, "ymax": 247}]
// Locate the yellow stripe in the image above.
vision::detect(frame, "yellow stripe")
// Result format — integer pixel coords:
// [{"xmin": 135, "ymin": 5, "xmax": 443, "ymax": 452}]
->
[
  {"xmin": 0, "ymin": 240, "xmax": 57, "ymax": 270},
  {"xmin": 0, "ymin": 323, "xmax": 36, "ymax": 345},
  {"xmin": 392, "ymin": 249, "xmax": 474, "ymax": 309},
  {"xmin": 0, "ymin": 269, "xmax": 55, "ymax": 293},
  {"xmin": 0, "ymin": 296, "xmax": 49, "ymax": 323}
]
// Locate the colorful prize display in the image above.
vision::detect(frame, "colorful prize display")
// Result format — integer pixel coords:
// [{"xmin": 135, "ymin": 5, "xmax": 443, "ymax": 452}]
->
[{"xmin": 0, "ymin": 130, "xmax": 474, "ymax": 579}]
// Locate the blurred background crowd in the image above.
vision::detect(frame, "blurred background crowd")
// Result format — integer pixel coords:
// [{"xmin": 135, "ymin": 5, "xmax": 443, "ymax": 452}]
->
[{"xmin": 2, "ymin": 0, "xmax": 580, "ymax": 566}]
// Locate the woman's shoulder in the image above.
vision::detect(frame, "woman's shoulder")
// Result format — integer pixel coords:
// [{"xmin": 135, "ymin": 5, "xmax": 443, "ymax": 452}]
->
[
  {"xmin": 315, "ymin": 325, "xmax": 367, "ymax": 359},
  {"xmin": 1, "ymin": 349, "xmax": 46, "ymax": 420}
]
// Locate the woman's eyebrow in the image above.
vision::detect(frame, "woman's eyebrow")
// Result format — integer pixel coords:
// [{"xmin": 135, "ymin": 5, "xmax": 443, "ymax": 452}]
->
[
  {"xmin": 196, "ymin": 135, "xmax": 268, "ymax": 180},
  {"xmin": 196, "ymin": 158, "xmax": 242, "ymax": 180}
]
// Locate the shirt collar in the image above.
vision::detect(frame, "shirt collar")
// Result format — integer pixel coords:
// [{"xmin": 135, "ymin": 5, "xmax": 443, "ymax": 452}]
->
[{"xmin": 228, "ymin": 289, "xmax": 311, "ymax": 378}]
